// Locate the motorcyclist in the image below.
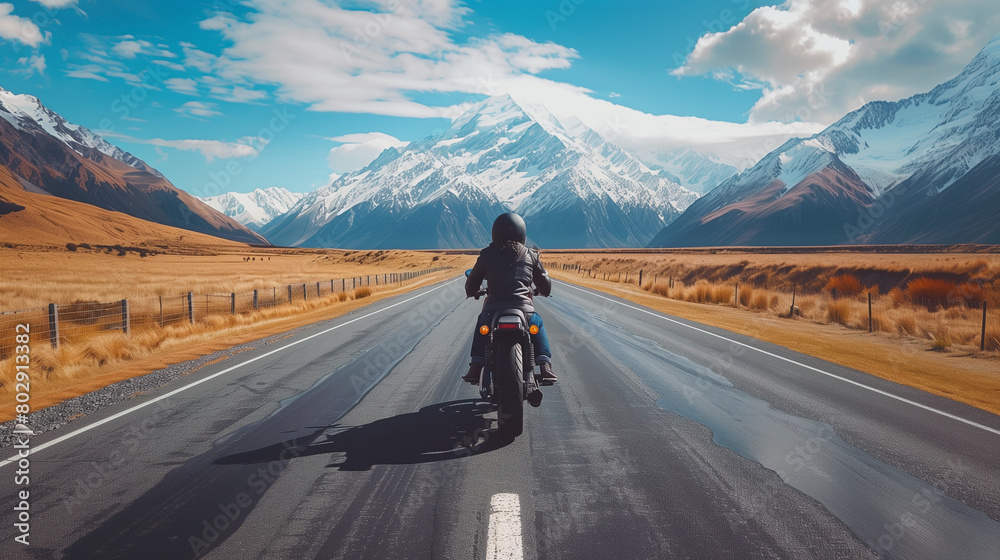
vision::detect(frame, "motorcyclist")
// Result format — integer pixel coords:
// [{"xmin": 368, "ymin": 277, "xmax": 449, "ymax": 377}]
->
[{"xmin": 463, "ymin": 212, "xmax": 557, "ymax": 393}]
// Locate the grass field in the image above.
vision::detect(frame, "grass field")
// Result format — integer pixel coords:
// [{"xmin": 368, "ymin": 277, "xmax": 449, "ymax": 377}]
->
[
  {"xmin": 0, "ymin": 244, "xmax": 466, "ymax": 310},
  {"xmin": 0, "ymin": 244, "xmax": 473, "ymax": 419},
  {"xmin": 542, "ymin": 248, "xmax": 1000, "ymax": 415}
]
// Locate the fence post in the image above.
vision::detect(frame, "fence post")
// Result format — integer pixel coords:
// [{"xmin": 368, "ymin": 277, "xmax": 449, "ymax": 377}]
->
[
  {"xmin": 121, "ymin": 299, "xmax": 130, "ymax": 334},
  {"xmin": 303, "ymin": 283, "xmax": 307, "ymax": 301},
  {"xmin": 231, "ymin": 293, "xmax": 236, "ymax": 315},
  {"xmin": 331, "ymin": 279, "xmax": 334, "ymax": 293},
  {"xmin": 639, "ymin": 270, "xmax": 643, "ymax": 286},
  {"xmin": 159, "ymin": 295, "xmax": 163, "ymax": 327},
  {"xmin": 734, "ymin": 283, "xmax": 739, "ymax": 307},
  {"xmin": 288, "ymin": 285, "xmax": 292, "ymax": 303},
  {"xmin": 48, "ymin": 303, "xmax": 59, "ymax": 349},
  {"xmin": 187, "ymin": 292, "xmax": 194, "ymax": 324},
  {"xmin": 253, "ymin": 289, "xmax": 259, "ymax": 310},
  {"xmin": 790, "ymin": 286, "xmax": 796, "ymax": 317},
  {"xmin": 983, "ymin": 300, "xmax": 988, "ymax": 352},
  {"xmin": 868, "ymin": 292, "xmax": 873, "ymax": 333}
]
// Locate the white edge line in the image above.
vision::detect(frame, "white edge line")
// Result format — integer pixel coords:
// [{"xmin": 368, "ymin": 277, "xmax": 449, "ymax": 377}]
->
[
  {"xmin": 560, "ymin": 281, "xmax": 1000, "ymax": 437},
  {"xmin": 486, "ymin": 493, "xmax": 523, "ymax": 560},
  {"xmin": 0, "ymin": 279, "xmax": 459, "ymax": 468}
]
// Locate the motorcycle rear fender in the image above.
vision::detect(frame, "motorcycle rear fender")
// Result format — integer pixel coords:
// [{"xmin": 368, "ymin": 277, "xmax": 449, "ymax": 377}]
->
[{"xmin": 491, "ymin": 308, "xmax": 527, "ymax": 331}]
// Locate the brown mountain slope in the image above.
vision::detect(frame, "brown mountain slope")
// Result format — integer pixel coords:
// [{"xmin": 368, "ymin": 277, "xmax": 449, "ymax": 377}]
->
[
  {"xmin": 0, "ymin": 166, "xmax": 248, "ymax": 249},
  {"xmin": 0, "ymin": 116, "xmax": 266, "ymax": 245},
  {"xmin": 650, "ymin": 162, "xmax": 875, "ymax": 247}
]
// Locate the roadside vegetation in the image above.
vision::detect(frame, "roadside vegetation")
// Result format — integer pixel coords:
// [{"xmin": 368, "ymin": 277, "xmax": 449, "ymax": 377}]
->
[
  {"xmin": 545, "ymin": 250, "xmax": 1000, "ymax": 355},
  {"xmin": 545, "ymin": 249, "xmax": 1000, "ymax": 416},
  {"xmin": 0, "ymin": 245, "xmax": 471, "ymax": 418}
]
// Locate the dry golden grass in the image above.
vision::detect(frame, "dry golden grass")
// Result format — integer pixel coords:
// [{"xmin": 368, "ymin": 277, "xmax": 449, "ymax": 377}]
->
[
  {"xmin": 0, "ymin": 245, "xmax": 469, "ymax": 311},
  {"xmin": 354, "ymin": 286, "xmax": 373, "ymax": 299},
  {"xmin": 826, "ymin": 273, "xmax": 864, "ymax": 297},
  {"xmin": 545, "ymin": 249, "xmax": 999, "ymax": 355},
  {"xmin": 826, "ymin": 300, "xmax": 852, "ymax": 325},
  {"xmin": 550, "ymin": 267, "xmax": 1000, "ymax": 416},
  {"xmin": 0, "ymin": 245, "xmax": 472, "ymax": 419}
]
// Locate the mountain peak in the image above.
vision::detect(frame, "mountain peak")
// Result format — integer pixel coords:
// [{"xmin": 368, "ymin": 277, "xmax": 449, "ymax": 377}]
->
[
  {"xmin": 445, "ymin": 94, "xmax": 531, "ymax": 138},
  {"xmin": 0, "ymin": 84, "xmax": 164, "ymax": 178}
]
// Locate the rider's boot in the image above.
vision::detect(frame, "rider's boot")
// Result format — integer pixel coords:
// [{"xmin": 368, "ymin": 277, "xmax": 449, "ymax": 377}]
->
[
  {"xmin": 537, "ymin": 361, "xmax": 557, "ymax": 385},
  {"xmin": 462, "ymin": 363, "xmax": 483, "ymax": 385}
]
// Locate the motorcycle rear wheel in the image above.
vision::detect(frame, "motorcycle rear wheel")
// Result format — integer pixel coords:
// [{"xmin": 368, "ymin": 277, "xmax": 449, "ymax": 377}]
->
[{"xmin": 495, "ymin": 339, "xmax": 524, "ymax": 438}]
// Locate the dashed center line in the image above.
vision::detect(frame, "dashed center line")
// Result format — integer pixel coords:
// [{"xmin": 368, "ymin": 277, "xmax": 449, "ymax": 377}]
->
[{"xmin": 486, "ymin": 493, "xmax": 523, "ymax": 560}]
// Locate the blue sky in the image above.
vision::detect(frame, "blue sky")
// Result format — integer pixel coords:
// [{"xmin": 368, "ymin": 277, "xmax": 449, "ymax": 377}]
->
[{"xmin": 1, "ymin": 0, "xmax": 998, "ymax": 197}]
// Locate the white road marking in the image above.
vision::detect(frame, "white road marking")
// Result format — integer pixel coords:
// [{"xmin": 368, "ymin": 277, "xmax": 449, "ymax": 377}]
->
[
  {"xmin": 0, "ymin": 280, "xmax": 459, "ymax": 468},
  {"xmin": 560, "ymin": 282, "xmax": 1000, "ymax": 437},
  {"xmin": 486, "ymin": 493, "xmax": 523, "ymax": 560}
]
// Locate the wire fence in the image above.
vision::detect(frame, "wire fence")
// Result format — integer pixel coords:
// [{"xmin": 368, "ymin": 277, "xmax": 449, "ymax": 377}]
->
[
  {"xmin": 0, "ymin": 267, "xmax": 450, "ymax": 359},
  {"xmin": 558, "ymin": 263, "xmax": 997, "ymax": 351}
]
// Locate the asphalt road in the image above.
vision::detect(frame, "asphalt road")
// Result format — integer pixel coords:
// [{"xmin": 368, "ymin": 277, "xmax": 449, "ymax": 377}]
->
[{"xmin": 2, "ymin": 276, "xmax": 999, "ymax": 559}]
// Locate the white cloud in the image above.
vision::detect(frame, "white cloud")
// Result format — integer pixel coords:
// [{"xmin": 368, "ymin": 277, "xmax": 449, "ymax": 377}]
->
[
  {"xmin": 608, "ymin": 92, "xmax": 621, "ymax": 98},
  {"xmin": 326, "ymin": 132, "xmax": 409, "ymax": 174},
  {"xmin": 0, "ymin": 3, "xmax": 47, "ymax": 47},
  {"xmin": 153, "ymin": 59, "xmax": 187, "ymax": 72},
  {"xmin": 16, "ymin": 53, "xmax": 46, "ymax": 76},
  {"xmin": 111, "ymin": 36, "xmax": 178, "ymax": 60},
  {"xmin": 29, "ymin": 0, "xmax": 77, "ymax": 7},
  {"xmin": 208, "ymin": 85, "xmax": 267, "ymax": 103},
  {"xmin": 112, "ymin": 38, "xmax": 145, "ymax": 59},
  {"xmin": 65, "ymin": 65, "xmax": 109, "ymax": 82},
  {"xmin": 673, "ymin": 0, "xmax": 1000, "ymax": 123},
  {"xmin": 103, "ymin": 132, "xmax": 258, "ymax": 162},
  {"xmin": 496, "ymin": 75, "xmax": 822, "ymax": 169},
  {"xmin": 165, "ymin": 78, "xmax": 198, "ymax": 95},
  {"xmin": 175, "ymin": 100, "xmax": 221, "ymax": 118},
  {"xmin": 199, "ymin": 0, "xmax": 578, "ymax": 118}
]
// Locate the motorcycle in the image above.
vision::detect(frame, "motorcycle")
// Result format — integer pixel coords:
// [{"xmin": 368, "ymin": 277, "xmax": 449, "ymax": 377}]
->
[{"xmin": 465, "ymin": 269, "xmax": 542, "ymax": 439}]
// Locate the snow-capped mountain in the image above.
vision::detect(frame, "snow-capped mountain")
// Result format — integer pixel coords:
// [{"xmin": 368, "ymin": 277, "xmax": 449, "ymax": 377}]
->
[
  {"xmin": 199, "ymin": 187, "xmax": 305, "ymax": 230},
  {"xmin": 0, "ymin": 86, "xmax": 162, "ymax": 177},
  {"xmin": 649, "ymin": 36, "xmax": 1000, "ymax": 247},
  {"xmin": 644, "ymin": 148, "xmax": 739, "ymax": 194},
  {"xmin": 0, "ymin": 85, "xmax": 266, "ymax": 244},
  {"xmin": 263, "ymin": 94, "xmax": 698, "ymax": 249}
]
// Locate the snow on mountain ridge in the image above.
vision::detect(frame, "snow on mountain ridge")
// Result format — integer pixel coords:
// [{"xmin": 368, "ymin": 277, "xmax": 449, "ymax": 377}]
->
[
  {"xmin": 0, "ymin": 86, "xmax": 162, "ymax": 177},
  {"xmin": 199, "ymin": 187, "xmax": 306, "ymax": 230},
  {"xmin": 263, "ymin": 94, "xmax": 699, "ymax": 248}
]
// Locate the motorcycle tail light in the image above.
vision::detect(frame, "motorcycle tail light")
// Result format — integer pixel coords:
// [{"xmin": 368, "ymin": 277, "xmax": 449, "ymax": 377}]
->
[
  {"xmin": 497, "ymin": 323, "xmax": 519, "ymax": 330},
  {"xmin": 479, "ymin": 325, "xmax": 490, "ymax": 335}
]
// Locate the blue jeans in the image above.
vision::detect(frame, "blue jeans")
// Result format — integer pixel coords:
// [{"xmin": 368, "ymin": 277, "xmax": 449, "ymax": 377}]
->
[{"xmin": 470, "ymin": 311, "xmax": 552, "ymax": 365}]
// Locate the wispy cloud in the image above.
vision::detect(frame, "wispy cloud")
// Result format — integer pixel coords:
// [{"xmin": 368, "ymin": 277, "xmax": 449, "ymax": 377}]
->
[
  {"xmin": 15, "ymin": 54, "xmax": 46, "ymax": 76},
  {"xmin": 29, "ymin": 0, "xmax": 78, "ymax": 8},
  {"xmin": 175, "ymin": 100, "xmax": 221, "ymax": 118},
  {"xmin": 102, "ymin": 132, "xmax": 258, "ymax": 162},
  {"xmin": 165, "ymin": 77, "xmax": 198, "ymax": 95}
]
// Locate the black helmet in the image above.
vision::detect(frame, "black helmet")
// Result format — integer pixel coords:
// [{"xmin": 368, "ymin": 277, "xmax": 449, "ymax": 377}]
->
[{"xmin": 492, "ymin": 212, "xmax": 526, "ymax": 244}]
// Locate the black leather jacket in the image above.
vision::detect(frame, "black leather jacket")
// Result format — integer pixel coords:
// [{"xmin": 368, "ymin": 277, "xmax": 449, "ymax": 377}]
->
[{"xmin": 466, "ymin": 241, "xmax": 551, "ymax": 313}]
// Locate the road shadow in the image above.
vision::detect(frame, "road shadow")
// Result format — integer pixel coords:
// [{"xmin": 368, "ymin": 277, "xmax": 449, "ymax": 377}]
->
[{"xmin": 214, "ymin": 399, "xmax": 510, "ymax": 471}]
